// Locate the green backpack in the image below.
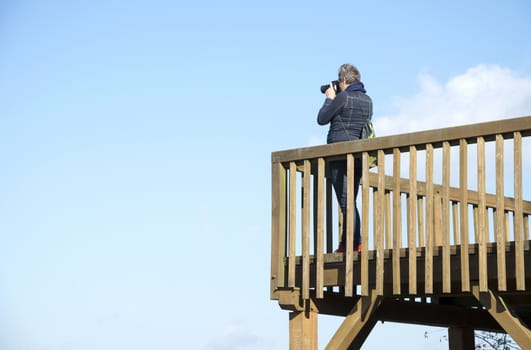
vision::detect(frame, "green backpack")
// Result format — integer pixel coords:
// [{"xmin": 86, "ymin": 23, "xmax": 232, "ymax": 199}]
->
[{"xmin": 360, "ymin": 118, "xmax": 377, "ymax": 168}]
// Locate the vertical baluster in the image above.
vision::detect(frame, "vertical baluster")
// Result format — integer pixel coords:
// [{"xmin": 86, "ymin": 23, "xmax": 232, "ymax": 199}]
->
[
  {"xmin": 325, "ymin": 177, "xmax": 333, "ymax": 293},
  {"xmin": 418, "ymin": 197, "xmax": 425, "ymax": 247},
  {"xmin": 326, "ymin": 178, "xmax": 333, "ymax": 253},
  {"xmin": 345, "ymin": 154, "xmax": 355, "ymax": 296},
  {"xmin": 496, "ymin": 134, "xmax": 507, "ymax": 291},
  {"xmin": 477, "ymin": 137, "xmax": 488, "ymax": 292},
  {"xmin": 505, "ymin": 212, "xmax": 510, "ymax": 241},
  {"xmin": 385, "ymin": 192, "xmax": 392, "ymax": 249},
  {"xmin": 376, "ymin": 150, "xmax": 385, "ymax": 295},
  {"xmin": 514, "ymin": 131, "xmax": 525, "ymax": 291},
  {"xmin": 315, "ymin": 158, "xmax": 325, "ymax": 298},
  {"xmin": 425, "ymin": 144, "xmax": 434, "ymax": 294},
  {"xmin": 361, "ymin": 153, "xmax": 370, "ymax": 296},
  {"xmin": 459, "ymin": 139, "xmax": 470, "ymax": 292},
  {"xmin": 524, "ymin": 215, "xmax": 529, "ymax": 240},
  {"xmin": 393, "ymin": 148, "xmax": 401, "ymax": 295},
  {"xmin": 271, "ymin": 161, "xmax": 287, "ymax": 296},
  {"xmin": 288, "ymin": 162, "xmax": 297, "ymax": 288},
  {"xmin": 302, "ymin": 160, "xmax": 311, "ymax": 300},
  {"xmin": 452, "ymin": 201, "xmax": 460, "ymax": 244},
  {"xmin": 473, "ymin": 206, "xmax": 479, "ymax": 244},
  {"xmin": 409, "ymin": 146, "xmax": 418, "ymax": 294},
  {"xmin": 442, "ymin": 141, "xmax": 451, "ymax": 293}
]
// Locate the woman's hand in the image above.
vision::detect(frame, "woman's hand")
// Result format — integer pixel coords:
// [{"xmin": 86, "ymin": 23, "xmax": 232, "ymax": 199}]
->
[{"xmin": 325, "ymin": 82, "xmax": 336, "ymax": 99}]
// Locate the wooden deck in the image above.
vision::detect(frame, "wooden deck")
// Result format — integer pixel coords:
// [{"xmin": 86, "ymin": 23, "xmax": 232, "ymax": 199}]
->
[{"xmin": 270, "ymin": 116, "xmax": 531, "ymax": 349}]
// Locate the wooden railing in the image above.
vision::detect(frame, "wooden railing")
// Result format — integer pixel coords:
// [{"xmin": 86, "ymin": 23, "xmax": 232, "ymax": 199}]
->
[{"xmin": 270, "ymin": 116, "xmax": 531, "ymax": 300}]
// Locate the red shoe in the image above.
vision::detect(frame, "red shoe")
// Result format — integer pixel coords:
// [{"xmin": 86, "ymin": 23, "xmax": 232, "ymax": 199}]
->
[
  {"xmin": 334, "ymin": 245, "xmax": 345, "ymax": 253},
  {"xmin": 334, "ymin": 245, "xmax": 362, "ymax": 253}
]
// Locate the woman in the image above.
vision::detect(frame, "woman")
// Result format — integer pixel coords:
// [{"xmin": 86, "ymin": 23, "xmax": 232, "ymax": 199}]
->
[{"xmin": 317, "ymin": 63, "xmax": 373, "ymax": 253}]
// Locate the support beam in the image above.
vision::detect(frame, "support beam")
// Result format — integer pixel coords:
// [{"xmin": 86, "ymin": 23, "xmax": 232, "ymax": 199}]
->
[
  {"xmin": 472, "ymin": 285, "xmax": 531, "ymax": 349},
  {"xmin": 289, "ymin": 300, "xmax": 318, "ymax": 350},
  {"xmin": 375, "ymin": 298, "xmax": 502, "ymax": 332},
  {"xmin": 325, "ymin": 290, "xmax": 382, "ymax": 350},
  {"xmin": 448, "ymin": 327, "xmax": 475, "ymax": 350}
]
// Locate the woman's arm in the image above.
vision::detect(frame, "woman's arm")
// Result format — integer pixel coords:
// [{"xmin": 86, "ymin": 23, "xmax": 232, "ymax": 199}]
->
[{"xmin": 317, "ymin": 92, "xmax": 347, "ymax": 125}]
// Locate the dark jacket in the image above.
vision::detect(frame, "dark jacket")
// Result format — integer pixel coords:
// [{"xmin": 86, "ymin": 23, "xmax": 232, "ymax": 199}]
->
[{"xmin": 317, "ymin": 82, "xmax": 372, "ymax": 144}]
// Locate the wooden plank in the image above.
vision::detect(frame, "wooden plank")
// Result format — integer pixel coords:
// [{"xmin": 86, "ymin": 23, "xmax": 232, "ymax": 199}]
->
[
  {"xmin": 452, "ymin": 201, "xmax": 460, "ymax": 244},
  {"xmin": 477, "ymin": 137, "xmax": 488, "ymax": 292},
  {"xmin": 271, "ymin": 161, "xmax": 287, "ymax": 298},
  {"xmin": 473, "ymin": 206, "xmax": 478, "ymax": 243},
  {"xmin": 315, "ymin": 158, "xmax": 325, "ymax": 298},
  {"xmin": 345, "ymin": 154, "xmax": 354, "ymax": 296},
  {"xmin": 486, "ymin": 207, "xmax": 491, "ymax": 242},
  {"xmin": 376, "ymin": 150, "xmax": 385, "ymax": 295},
  {"xmin": 503, "ymin": 210, "xmax": 511, "ymax": 242},
  {"xmin": 272, "ymin": 116, "xmax": 531, "ymax": 164},
  {"xmin": 393, "ymin": 148, "xmax": 401, "ymax": 295},
  {"xmin": 302, "ymin": 160, "xmax": 311, "ymax": 300},
  {"xmin": 325, "ymin": 178, "xmax": 333, "ymax": 293},
  {"xmin": 442, "ymin": 141, "xmax": 451, "ymax": 293},
  {"xmin": 425, "ymin": 144, "xmax": 434, "ymax": 294},
  {"xmin": 408, "ymin": 146, "xmax": 417, "ymax": 294},
  {"xmin": 288, "ymin": 162, "xmax": 297, "ymax": 288},
  {"xmin": 513, "ymin": 131, "xmax": 525, "ymax": 291},
  {"xmin": 361, "ymin": 153, "xmax": 370, "ymax": 296},
  {"xmin": 459, "ymin": 139, "xmax": 470, "ymax": 292},
  {"xmin": 385, "ymin": 192, "xmax": 391, "ymax": 249},
  {"xmin": 525, "ymin": 215, "xmax": 529, "ymax": 241},
  {"xmin": 418, "ymin": 197, "xmax": 425, "ymax": 247},
  {"xmin": 496, "ymin": 134, "xmax": 507, "ymax": 291},
  {"xmin": 434, "ymin": 191, "xmax": 442, "ymax": 246},
  {"xmin": 326, "ymin": 179, "xmax": 333, "ymax": 253}
]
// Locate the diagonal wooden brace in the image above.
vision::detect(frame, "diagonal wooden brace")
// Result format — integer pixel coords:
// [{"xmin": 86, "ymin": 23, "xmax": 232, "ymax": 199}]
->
[
  {"xmin": 471, "ymin": 285, "xmax": 531, "ymax": 349},
  {"xmin": 325, "ymin": 289, "xmax": 383, "ymax": 350}
]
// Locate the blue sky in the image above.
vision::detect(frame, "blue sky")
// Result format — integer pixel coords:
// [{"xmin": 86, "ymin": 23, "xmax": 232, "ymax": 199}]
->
[{"xmin": 1, "ymin": 1, "xmax": 531, "ymax": 349}]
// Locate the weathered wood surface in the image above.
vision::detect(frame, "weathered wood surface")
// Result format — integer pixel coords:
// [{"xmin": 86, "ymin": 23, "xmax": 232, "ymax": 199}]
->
[{"xmin": 272, "ymin": 116, "xmax": 531, "ymax": 350}]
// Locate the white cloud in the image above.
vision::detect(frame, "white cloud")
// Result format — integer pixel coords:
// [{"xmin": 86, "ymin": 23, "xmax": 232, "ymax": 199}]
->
[
  {"xmin": 204, "ymin": 323, "xmax": 272, "ymax": 350},
  {"xmin": 376, "ymin": 64, "xmax": 531, "ymax": 136}
]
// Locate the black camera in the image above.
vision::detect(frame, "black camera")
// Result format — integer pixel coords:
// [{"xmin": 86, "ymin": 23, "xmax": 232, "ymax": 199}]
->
[{"xmin": 320, "ymin": 80, "xmax": 340, "ymax": 94}]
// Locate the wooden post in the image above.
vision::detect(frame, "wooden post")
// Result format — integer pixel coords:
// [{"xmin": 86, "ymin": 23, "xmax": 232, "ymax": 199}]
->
[
  {"xmin": 302, "ymin": 160, "xmax": 311, "ymax": 300},
  {"xmin": 271, "ymin": 161, "xmax": 287, "ymax": 298},
  {"xmin": 289, "ymin": 300, "xmax": 318, "ymax": 350},
  {"xmin": 448, "ymin": 327, "xmax": 475, "ymax": 350}
]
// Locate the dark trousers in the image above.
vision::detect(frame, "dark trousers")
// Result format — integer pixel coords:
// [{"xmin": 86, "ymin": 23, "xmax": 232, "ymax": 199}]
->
[{"xmin": 329, "ymin": 158, "xmax": 362, "ymax": 247}]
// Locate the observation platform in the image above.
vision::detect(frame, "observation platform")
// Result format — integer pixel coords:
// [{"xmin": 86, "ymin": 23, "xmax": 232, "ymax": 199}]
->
[{"xmin": 270, "ymin": 116, "xmax": 531, "ymax": 349}]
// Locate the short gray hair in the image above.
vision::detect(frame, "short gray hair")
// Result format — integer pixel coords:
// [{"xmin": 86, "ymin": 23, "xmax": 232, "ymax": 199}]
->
[{"xmin": 338, "ymin": 64, "xmax": 360, "ymax": 84}]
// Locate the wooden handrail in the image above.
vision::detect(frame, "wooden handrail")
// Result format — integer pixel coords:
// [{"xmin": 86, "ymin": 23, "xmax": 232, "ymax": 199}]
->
[{"xmin": 272, "ymin": 115, "xmax": 531, "ymax": 163}]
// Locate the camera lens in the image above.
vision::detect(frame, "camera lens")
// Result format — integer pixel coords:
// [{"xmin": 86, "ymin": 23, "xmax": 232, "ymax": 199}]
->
[{"xmin": 320, "ymin": 80, "xmax": 340, "ymax": 94}]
